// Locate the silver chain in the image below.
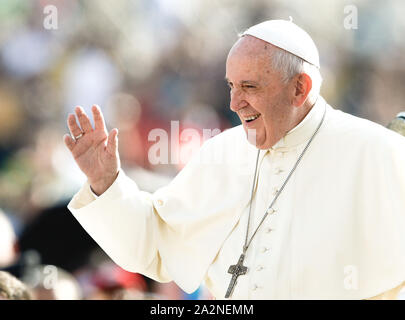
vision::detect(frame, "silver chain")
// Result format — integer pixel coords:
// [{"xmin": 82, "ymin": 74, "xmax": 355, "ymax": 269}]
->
[{"xmin": 243, "ymin": 102, "xmax": 326, "ymax": 254}]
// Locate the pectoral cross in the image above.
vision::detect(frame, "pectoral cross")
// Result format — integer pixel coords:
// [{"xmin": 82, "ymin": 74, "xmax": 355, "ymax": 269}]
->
[{"xmin": 225, "ymin": 253, "xmax": 248, "ymax": 298}]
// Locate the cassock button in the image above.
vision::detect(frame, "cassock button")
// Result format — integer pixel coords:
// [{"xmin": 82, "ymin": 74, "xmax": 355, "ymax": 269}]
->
[
  {"xmin": 267, "ymin": 208, "xmax": 276, "ymax": 215},
  {"xmin": 157, "ymin": 199, "xmax": 164, "ymax": 206},
  {"xmin": 256, "ymin": 265, "xmax": 264, "ymax": 271},
  {"xmin": 265, "ymin": 227, "xmax": 273, "ymax": 233},
  {"xmin": 252, "ymin": 284, "xmax": 259, "ymax": 291},
  {"xmin": 261, "ymin": 247, "xmax": 269, "ymax": 253},
  {"xmin": 272, "ymin": 188, "xmax": 279, "ymax": 196},
  {"xmin": 274, "ymin": 167, "xmax": 284, "ymax": 175}
]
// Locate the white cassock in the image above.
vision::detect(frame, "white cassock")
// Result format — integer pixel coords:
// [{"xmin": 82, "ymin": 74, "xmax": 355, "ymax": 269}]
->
[{"xmin": 68, "ymin": 96, "xmax": 405, "ymax": 299}]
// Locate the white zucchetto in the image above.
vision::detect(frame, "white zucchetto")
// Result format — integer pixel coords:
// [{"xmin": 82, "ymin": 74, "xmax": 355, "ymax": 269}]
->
[{"xmin": 242, "ymin": 19, "xmax": 320, "ymax": 68}]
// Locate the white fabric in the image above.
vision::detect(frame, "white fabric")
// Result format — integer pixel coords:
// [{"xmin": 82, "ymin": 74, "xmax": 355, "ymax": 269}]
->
[
  {"xmin": 68, "ymin": 96, "xmax": 405, "ymax": 299},
  {"xmin": 243, "ymin": 19, "xmax": 320, "ymax": 68}
]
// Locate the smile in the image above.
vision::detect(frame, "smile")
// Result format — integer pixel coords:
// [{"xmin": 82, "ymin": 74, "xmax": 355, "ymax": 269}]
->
[{"xmin": 244, "ymin": 114, "xmax": 261, "ymax": 123}]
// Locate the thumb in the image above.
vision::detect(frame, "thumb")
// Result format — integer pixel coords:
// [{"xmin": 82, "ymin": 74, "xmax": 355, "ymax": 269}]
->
[{"xmin": 106, "ymin": 128, "xmax": 118, "ymax": 154}]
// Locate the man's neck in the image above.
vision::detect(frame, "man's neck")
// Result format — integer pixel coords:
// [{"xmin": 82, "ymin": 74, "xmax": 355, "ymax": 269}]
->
[
  {"xmin": 269, "ymin": 95, "xmax": 319, "ymax": 149},
  {"xmin": 287, "ymin": 96, "xmax": 317, "ymax": 135}
]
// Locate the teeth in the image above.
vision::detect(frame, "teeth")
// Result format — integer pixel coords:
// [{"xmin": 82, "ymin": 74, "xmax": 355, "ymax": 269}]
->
[{"xmin": 245, "ymin": 114, "xmax": 260, "ymax": 121}]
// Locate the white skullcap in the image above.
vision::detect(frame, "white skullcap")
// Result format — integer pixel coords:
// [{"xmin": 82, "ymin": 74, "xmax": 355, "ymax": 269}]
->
[{"xmin": 242, "ymin": 19, "xmax": 320, "ymax": 68}]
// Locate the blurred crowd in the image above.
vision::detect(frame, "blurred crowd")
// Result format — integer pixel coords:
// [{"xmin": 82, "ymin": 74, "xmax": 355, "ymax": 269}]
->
[{"xmin": 1, "ymin": 0, "xmax": 405, "ymax": 300}]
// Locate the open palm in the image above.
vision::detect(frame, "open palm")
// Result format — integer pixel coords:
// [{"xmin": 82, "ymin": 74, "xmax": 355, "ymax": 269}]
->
[{"xmin": 64, "ymin": 105, "xmax": 120, "ymax": 195}]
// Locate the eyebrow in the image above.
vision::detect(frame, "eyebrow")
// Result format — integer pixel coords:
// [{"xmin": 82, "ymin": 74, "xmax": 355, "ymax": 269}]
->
[{"xmin": 224, "ymin": 78, "xmax": 260, "ymax": 86}]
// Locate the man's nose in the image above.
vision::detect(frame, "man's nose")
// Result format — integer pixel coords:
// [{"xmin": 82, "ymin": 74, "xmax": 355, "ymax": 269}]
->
[{"xmin": 230, "ymin": 90, "xmax": 247, "ymax": 112}]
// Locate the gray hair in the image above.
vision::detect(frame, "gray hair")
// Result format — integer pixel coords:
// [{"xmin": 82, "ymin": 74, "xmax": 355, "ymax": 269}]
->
[{"xmin": 270, "ymin": 46, "xmax": 323, "ymax": 100}]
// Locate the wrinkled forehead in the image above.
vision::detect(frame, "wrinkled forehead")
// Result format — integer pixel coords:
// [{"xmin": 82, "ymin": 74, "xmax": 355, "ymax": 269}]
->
[
  {"xmin": 228, "ymin": 35, "xmax": 274, "ymax": 59},
  {"xmin": 226, "ymin": 36, "xmax": 278, "ymax": 81}
]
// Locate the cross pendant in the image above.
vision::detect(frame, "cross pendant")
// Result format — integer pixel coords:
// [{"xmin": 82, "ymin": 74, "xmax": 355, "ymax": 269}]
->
[{"xmin": 225, "ymin": 253, "xmax": 248, "ymax": 298}]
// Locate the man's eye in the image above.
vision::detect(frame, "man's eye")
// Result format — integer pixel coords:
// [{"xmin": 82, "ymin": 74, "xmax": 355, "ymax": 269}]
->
[{"xmin": 243, "ymin": 85, "xmax": 256, "ymax": 89}]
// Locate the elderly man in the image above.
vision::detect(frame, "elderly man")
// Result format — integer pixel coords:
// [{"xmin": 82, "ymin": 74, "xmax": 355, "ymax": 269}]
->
[{"xmin": 65, "ymin": 20, "xmax": 405, "ymax": 299}]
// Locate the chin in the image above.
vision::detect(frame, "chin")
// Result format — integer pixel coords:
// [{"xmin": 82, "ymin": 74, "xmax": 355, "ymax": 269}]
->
[{"xmin": 254, "ymin": 141, "xmax": 271, "ymax": 150}]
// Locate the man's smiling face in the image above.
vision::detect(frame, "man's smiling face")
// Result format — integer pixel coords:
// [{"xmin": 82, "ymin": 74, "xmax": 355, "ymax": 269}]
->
[{"xmin": 225, "ymin": 35, "xmax": 300, "ymax": 150}]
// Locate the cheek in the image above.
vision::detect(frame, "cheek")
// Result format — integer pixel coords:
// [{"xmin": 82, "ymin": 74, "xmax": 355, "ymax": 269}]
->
[
  {"xmin": 252, "ymin": 88, "xmax": 278, "ymax": 113},
  {"xmin": 261, "ymin": 90, "xmax": 289, "ymax": 120},
  {"xmin": 249, "ymin": 95, "xmax": 268, "ymax": 114}
]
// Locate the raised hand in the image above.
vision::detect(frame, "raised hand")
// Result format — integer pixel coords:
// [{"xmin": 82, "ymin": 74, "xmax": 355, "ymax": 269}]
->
[{"xmin": 64, "ymin": 105, "xmax": 120, "ymax": 195}]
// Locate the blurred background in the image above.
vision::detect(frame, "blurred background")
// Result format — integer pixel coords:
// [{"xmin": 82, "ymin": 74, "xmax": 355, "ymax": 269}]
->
[{"xmin": 0, "ymin": 0, "xmax": 405, "ymax": 300}]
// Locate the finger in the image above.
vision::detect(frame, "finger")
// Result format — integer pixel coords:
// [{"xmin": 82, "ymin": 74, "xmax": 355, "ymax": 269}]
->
[
  {"xmin": 63, "ymin": 134, "xmax": 75, "ymax": 151},
  {"xmin": 106, "ymin": 128, "xmax": 118, "ymax": 154},
  {"xmin": 92, "ymin": 105, "xmax": 107, "ymax": 132},
  {"xmin": 67, "ymin": 113, "xmax": 83, "ymax": 138},
  {"xmin": 75, "ymin": 106, "xmax": 93, "ymax": 133}
]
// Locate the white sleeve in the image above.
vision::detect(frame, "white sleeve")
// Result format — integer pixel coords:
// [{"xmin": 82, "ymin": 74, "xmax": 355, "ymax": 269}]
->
[
  {"xmin": 89, "ymin": 186, "xmax": 99, "ymax": 198},
  {"xmin": 67, "ymin": 170, "xmax": 172, "ymax": 283},
  {"xmin": 67, "ymin": 128, "xmax": 252, "ymax": 294}
]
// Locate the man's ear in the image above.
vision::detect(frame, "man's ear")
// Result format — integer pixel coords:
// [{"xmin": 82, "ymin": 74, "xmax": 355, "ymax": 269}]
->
[{"xmin": 292, "ymin": 73, "xmax": 312, "ymax": 107}]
